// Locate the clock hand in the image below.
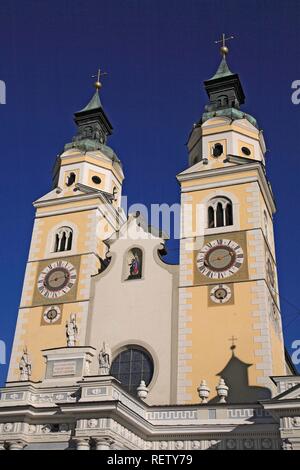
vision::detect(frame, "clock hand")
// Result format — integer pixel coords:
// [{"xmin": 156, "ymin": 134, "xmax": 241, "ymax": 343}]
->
[
  {"xmin": 51, "ymin": 274, "xmax": 68, "ymax": 282},
  {"xmin": 211, "ymin": 253, "xmax": 232, "ymax": 262}
]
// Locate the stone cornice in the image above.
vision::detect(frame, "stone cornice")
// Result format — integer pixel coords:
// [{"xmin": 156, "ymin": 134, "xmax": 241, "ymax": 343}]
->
[
  {"xmin": 33, "ymin": 190, "xmax": 126, "ymax": 229},
  {"xmin": 177, "ymin": 162, "xmax": 276, "ymax": 214}
]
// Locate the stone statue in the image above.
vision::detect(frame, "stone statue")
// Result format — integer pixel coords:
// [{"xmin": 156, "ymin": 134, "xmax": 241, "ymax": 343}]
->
[
  {"xmin": 19, "ymin": 347, "xmax": 32, "ymax": 381},
  {"xmin": 66, "ymin": 314, "xmax": 78, "ymax": 347},
  {"xmin": 98, "ymin": 342, "xmax": 112, "ymax": 375}
]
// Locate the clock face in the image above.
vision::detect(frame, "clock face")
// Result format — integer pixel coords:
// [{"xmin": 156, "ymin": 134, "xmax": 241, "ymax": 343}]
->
[
  {"xmin": 197, "ymin": 239, "xmax": 244, "ymax": 279},
  {"xmin": 43, "ymin": 306, "xmax": 61, "ymax": 324},
  {"xmin": 210, "ymin": 284, "xmax": 232, "ymax": 304},
  {"xmin": 37, "ymin": 261, "xmax": 77, "ymax": 299}
]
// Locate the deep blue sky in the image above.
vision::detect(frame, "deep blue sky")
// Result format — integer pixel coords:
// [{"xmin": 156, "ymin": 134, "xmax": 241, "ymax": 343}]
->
[{"xmin": 0, "ymin": 0, "xmax": 300, "ymax": 385}]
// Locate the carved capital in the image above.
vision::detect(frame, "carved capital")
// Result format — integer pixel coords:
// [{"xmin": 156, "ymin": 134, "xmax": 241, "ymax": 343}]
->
[
  {"xmin": 93, "ymin": 437, "xmax": 114, "ymax": 450},
  {"xmin": 73, "ymin": 438, "xmax": 90, "ymax": 450},
  {"xmin": 8, "ymin": 440, "xmax": 26, "ymax": 451}
]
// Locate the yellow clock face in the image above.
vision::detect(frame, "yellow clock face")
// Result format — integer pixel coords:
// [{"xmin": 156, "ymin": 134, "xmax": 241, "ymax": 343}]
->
[
  {"xmin": 197, "ymin": 239, "xmax": 244, "ymax": 279},
  {"xmin": 37, "ymin": 261, "xmax": 77, "ymax": 299}
]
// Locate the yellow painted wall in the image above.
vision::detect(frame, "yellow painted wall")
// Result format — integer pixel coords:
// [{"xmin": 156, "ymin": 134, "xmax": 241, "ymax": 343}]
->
[
  {"xmin": 185, "ymin": 281, "xmax": 264, "ymax": 402},
  {"xmin": 12, "ymin": 302, "xmax": 87, "ymax": 382}
]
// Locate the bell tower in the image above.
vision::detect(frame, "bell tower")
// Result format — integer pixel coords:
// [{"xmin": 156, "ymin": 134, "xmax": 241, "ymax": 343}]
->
[
  {"xmin": 176, "ymin": 38, "xmax": 286, "ymax": 404},
  {"xmin": 8, "ymin": 73, "xmax": 126, "ymax": 382}
]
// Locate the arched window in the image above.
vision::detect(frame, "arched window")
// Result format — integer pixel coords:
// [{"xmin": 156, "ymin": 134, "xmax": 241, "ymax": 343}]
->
[
  {"xmin": 54, "ymin": 226, "xmax": 73, "ymax": 252},
  {"xmin": 111, "ymin": 347, "xmax": 154, "ymax": 394},
  {"xmin": 226, "ymin": 203, "xmax": 233, "ymax": 226},
  {"xmin": 113, "ymin": 186, "xmax": 118, "ymax": 201},
  {"xmin": 207, "ymin": 197, "xmax": 233, "ymax": 229},
  {"xmin": 216, "ymin": 202, "xmax": 223, "ymax": 227},
  {"xmin": 208, "ymin": 206, "xmax": 214, "ymax": 228},
  {"xmin": 124, "ymin": 247, "xmax": 143, "ymax": 280},
  {"xmin": 217, "ymin": 95, "xmax": 229, "ymax": 107}
]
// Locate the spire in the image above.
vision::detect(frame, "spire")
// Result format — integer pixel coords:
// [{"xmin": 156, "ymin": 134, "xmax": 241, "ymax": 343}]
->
[
  {"xmin": 64, "ymin": 68, "xmax": 114, "ymax": 153},
  {"xmin": 200, "ymin": 34, "xmax": 258, "ymax": 128},
  {"xmin": 77, "ymin": 68, "xmax": 107, "ymax": 112},
  {"xmin": 78, "ymin": 88, "xmax": 102, "ymax": 112},
  {"xmin": 210, "ymin": 56, "xmax": 234, "ymax": 80}
]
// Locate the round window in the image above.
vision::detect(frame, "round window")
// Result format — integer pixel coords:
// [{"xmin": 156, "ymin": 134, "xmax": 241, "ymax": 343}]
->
[
  {"xmin": 66, "ymin": 172, "xmax": 76, "ymax": 187},
  {"xmin": 111, "ymin": 347, "xmax": 154, "ymax": 393},
  {"xmin": 213, "ymin": 143, "xmax": 223, "ymax": 158},
  {"xmin": 241, "ymin": 146, "xmax": 251, "ymax": 156},
  {"xmin": 92, "ymin": 175, "xmax": 101, "ymax": 184}
]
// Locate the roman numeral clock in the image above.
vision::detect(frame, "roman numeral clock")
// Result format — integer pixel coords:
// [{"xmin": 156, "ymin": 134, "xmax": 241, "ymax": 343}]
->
[
  {"xmin": 33, "ymin": 256, "xmax": 81, "ymax": 308},
  {"xmin": 196, "ymin": 239, "xmax": 244, "ymax": 279},
  {"xmin": 37, "ymin": 260, "xmax": 77, "ymax": 299}
]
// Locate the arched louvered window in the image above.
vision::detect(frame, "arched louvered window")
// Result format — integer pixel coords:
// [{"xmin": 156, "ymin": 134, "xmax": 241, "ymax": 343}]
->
[
  {"xmin": 207, "ymin": 197, "xmax": 233, "ymax": 229},
  {"xmin": 216, "ymin": 202, "xmax": 224, "ymax": 227},
  {"xmin": 208, "ymin": 206, "xmax": 214, "ymax": 228},
  {"xmin": 54, "ymin": 227, "xmax": 73, "ymax": 252}
]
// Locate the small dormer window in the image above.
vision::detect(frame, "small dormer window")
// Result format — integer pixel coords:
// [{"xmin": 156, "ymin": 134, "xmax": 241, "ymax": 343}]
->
[{"xmin": 212, "ymin": 143, "xmax": 223, "ymax": 158}]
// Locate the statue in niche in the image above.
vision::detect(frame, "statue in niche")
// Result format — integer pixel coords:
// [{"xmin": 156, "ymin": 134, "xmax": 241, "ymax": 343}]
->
[
  {"xmin": 19, "ymin": 347, "xmax": 32, "ymax": 381},
  {"xmin": 66, "ymin": 314, "xmax": 78, "ymax": 347},
  {"xmin": 126, "ymin": 248, "xmax": 143, "ymax": 280},
  {"xmin": 99, "ymin": 342, "xmax": 112, "ymax": 375}
]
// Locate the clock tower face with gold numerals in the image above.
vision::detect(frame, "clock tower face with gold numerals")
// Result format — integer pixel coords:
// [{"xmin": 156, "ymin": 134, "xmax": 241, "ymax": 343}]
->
[
  {"xmin": 37, "ymin": 260, "xmax": 77, "ymax": 299},
  {"xmin": 196, "ymin": 239, "xmax": 244, "ymax": 280}
]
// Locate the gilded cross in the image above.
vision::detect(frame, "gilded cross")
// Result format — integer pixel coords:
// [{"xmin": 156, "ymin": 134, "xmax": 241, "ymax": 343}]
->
[
  {"xmin": 92, "ymin": 68, "xmax": 108, "ymax": 89},
  {"xmin": 214, "ymin": 33, "xmax": 234, "ymax": 57}
]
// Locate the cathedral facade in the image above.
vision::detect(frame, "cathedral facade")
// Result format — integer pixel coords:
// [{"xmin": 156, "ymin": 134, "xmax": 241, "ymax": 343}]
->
[{"xmin": 0, "ymin": 46, "xmax": 300, "ymax": 451}]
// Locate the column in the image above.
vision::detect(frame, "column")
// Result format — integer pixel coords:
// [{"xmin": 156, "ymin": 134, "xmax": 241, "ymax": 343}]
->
[
  {"xmin": 94, "ymin": 438, "xmax": 113, "ymax": 450},
  {"xmin": 8, "ymin": 441, "xmax": 26, "ymax": 450},
  {"xmin": 74, "ymin": 438, "xmax": 90, "ymax": 450}
]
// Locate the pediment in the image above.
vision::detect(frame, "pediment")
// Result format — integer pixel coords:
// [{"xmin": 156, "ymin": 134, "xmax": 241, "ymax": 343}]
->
[{"xmin": 274, "ymin": 383, "xmax": 300, "ymax": 401}]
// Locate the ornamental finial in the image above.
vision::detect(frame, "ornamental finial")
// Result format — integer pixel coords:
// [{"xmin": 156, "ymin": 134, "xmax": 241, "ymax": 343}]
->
[
  {"xmin": 92, "ymin": 68, "xmax": 107, "ymax": 90},
  {"xmin": 214, "ymin": 33, "xmax": 234, "ymax": 58}
]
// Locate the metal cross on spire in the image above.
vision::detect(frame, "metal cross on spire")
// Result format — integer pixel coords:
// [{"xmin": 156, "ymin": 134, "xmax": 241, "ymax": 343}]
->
[
  {"xmin": 215, "ymin": 33, "xmax": 234, "ymax": 58},
  {"xmin": 92, "ymin": 68, "xmax": 108, "ymax": 90}
]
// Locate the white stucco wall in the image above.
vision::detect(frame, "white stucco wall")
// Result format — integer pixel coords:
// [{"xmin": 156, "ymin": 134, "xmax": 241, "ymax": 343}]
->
[{"xmin": 86, "ymin": 220, "xmax": 178, "ymax": 405}]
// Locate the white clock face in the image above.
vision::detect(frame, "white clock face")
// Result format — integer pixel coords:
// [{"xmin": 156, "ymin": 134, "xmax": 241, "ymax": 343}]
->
[
  {"xmin": 43, "ymin": 306, "xmax": 61, "ymax": 324},
  {"xmin": 210, "ymin": 284, "xmax": 232, "ymax": 304},
  {"xmin": 197, "ymin": 239, "xmax": 244, "ymax": 279},
  {"xmin": 37, "ymin": 261, "xmax": 77, "ymax": 299}
]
